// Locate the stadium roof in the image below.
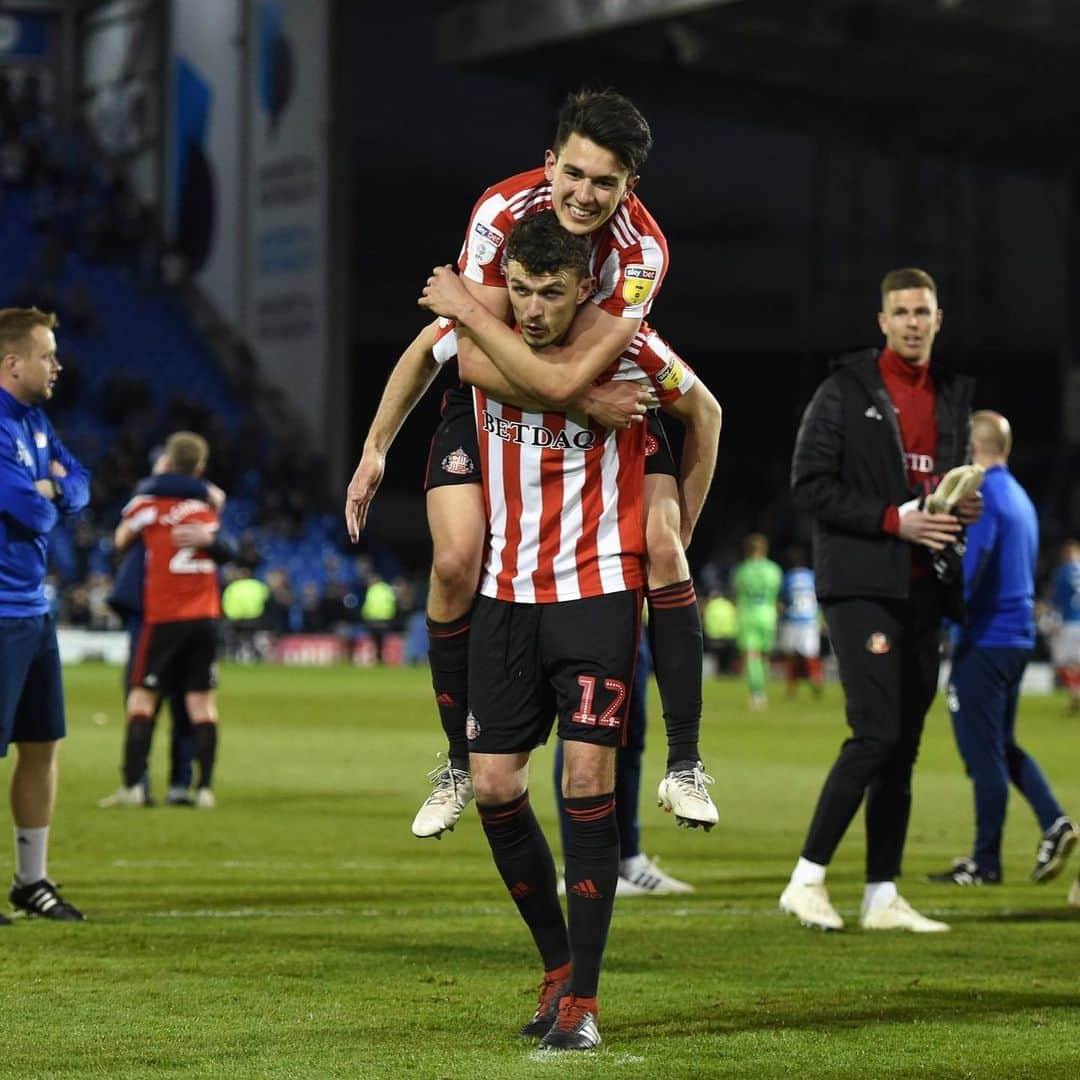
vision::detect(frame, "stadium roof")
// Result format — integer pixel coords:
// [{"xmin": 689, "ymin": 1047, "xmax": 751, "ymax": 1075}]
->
[{"xmin": 436, "ymin": 0, "xmax": 1080, "ymax": 170}]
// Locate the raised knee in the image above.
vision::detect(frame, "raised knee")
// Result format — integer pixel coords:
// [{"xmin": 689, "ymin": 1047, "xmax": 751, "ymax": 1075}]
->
[{"xmin": 431, "ymin": 545, "xmax": 481, "ymax": 596}]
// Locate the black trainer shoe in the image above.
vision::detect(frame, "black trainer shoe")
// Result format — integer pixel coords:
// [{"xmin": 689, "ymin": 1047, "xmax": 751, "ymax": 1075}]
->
[
  {"xmin": 927, "ymin": 857, "xmax": 1000, "ymax": 885},
  {"xmin": 1031, "ymin": 817, "xmax": 1080, "ymax": 883},
  {"xmin": 10, "ymin": 879, "xmax": 86, "ymax": 921},
  {"xmin": 538, "ymin": 996, "xmax": 601, "ymax": 1051},
  {"xmin": 520, "ymin": 972, "xmax": 570, "ymax": 1037}
]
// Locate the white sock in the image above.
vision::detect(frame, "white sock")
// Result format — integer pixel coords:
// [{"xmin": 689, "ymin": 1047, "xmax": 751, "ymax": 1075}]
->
[
  {"xmin": 790, "ymin": 857, "xmax": 826, "ymax": 887},
  {"xmin": 14, "ymin": 826, "xmax": 48, "ymax": 886},
  {"xmin": 863, "ymin": 880, "xmax": 897, "ymax": 913}
]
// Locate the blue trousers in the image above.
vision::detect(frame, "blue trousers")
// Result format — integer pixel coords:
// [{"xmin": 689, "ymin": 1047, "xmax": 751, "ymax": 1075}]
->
[
  {"xmin": 948, "ymin": 644, "xmax": 1064, "ymax": 876},
  {"xmin": 553, "ymin": 636, "xmax": 650, "ymax": 860}
]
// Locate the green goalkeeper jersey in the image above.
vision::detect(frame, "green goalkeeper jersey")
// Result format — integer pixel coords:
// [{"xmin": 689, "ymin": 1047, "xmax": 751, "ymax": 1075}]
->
[{"xmin": 733, "ymin": 557, "xmax": 783, "ymax": 616}]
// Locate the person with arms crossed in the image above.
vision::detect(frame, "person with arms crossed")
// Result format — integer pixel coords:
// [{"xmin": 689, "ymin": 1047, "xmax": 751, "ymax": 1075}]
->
[
  {"xmin": 1047, "ymin": 538, "xmax": 1080, "ymax": 716},
  {"xmin": 779, "ymin": 268, "xmax": 982, "ymax": 933},
  {"xmin": 346, "ymin": 89, "xmax": 715, "ymax": 838},
  {"xmin": 0, "ymin": 306, "xmax": 89, "ymax": 922},
  {"xmin": 732, "ymin": 533, "xmax": 782, "ymax": 709},
  {"xmin": 102, "ymin": 432, "xmax": 223, "ymax": 810},
  {"xmin": 423, "ymin": 211, "xmax": 719, "ymax": 1050},
  {"xmin": 928, "ymin": 412, "xmax": 1077, "ymax": 887},
  {"xmin": 778, "ymin": 547, "xmax": 825, "ymax": 697}
]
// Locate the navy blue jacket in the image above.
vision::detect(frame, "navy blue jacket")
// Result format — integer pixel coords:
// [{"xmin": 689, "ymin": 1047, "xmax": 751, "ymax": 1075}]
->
[{"xmin": 0, "ymin": 386, "xmax": 90, "ymax": 615}]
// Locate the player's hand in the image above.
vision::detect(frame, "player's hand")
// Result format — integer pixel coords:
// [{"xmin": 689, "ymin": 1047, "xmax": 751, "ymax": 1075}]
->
[
  {"xmin": 172, "ymin": 522, "xmax": 218, "ymax": 549},
  {"xmin": 419, "ymin": 265, "xmax": 471, "ymax": 320},
  {"xmin": 578, "ymin": 380, "xmax": 657, "ymax": 430},
  {"xmin": 345, "ymin": 450, "xmax": 385, "ymax": 542},
  {"xmin": 953, "ymin": 491, "xmax": 983, "ymax": 525},
  {"xmin": 897, "ymin": 509, "xmax": 961, "ymax": 551},
  {"xmin": 204, "ymin": 482, "xmax": 227, "ymax": 510},
  {"xmin": 34, "ymin": 478, "xmax": 56, "ymax": 499},
  {"xmin": 49, "ymin": 460, "xmax": 67, "ymax": 478}
]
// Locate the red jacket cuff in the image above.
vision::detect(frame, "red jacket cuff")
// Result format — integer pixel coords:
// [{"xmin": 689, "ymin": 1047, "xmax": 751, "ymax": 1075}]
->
[{"xmin": 881, "ymin": 505, "xmax": 900, "ymax": 535}]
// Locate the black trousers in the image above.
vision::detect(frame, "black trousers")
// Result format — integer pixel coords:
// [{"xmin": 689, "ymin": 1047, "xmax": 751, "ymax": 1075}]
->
[{"xmin": 801, "ymin": 576, "xmax": 943, "ymax": 882}]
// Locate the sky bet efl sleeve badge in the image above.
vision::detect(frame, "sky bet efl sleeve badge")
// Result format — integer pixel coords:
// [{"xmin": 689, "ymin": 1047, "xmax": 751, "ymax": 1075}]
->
[
  {"xmin": 621, "ymin": 264, "xmax": 658, "ymax": 306},
  {"xmin": 469, "ymin": 222, "xmax": 504, "ymax": 267}
]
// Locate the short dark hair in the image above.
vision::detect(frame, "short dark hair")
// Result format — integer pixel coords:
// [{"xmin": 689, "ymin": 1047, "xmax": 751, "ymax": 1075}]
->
[
  {"xmin": 553, "ymin": 88, "xmax": 653, "ymax": 175},
  {"xmin": 880, "ymin": 268, "xmax": 938, "ymax": 306},
  {"xmin": 505, "ymin": 210, "xmax": 591, "ymax": 280},
  {"xmin": 0, "ymin": 307, "xmax": 58, "ymax": 355}
]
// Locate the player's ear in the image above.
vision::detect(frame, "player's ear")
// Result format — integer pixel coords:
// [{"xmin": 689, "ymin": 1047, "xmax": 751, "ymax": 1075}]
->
[
  {"xmin": 934, "ymin": 307, "xmax": 943, "ymax": 331},
  {"xmin": 576, "ymin": 275, "xmax": 595, "ymax": 305},
  {"xmin": 877, "ymin": 310, "xmax": 888, "ymax": 336},
  {"xmin": 623, "ymin": 175, "xmax": 639, "ymax": 198},
  {"xmin": 543, "ymin": 148, "xmax": 557, "ymax": 181}
]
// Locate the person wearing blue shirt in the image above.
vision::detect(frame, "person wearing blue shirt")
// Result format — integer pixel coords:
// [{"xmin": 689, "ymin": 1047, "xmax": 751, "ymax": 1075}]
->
[
  {"xmin": 0, "ymin": 307, "xmax": 89, "ymax": 923},
  {"xmin": 1048, "ymin": 538, "xmax": 1080, "ymax": 716},
  {"xmin": 929, "ymin": 411, "xmax": 1077, "ymax": 887},
  {"xmin": 778, "ymin": 550, "xmax": 824, "ymax": 697}
]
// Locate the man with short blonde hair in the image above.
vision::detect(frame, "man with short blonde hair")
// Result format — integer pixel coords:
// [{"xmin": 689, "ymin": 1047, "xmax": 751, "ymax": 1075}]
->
[{"xmin": 0, "ymin": 306, "xmax": 90, "ymax": 921}]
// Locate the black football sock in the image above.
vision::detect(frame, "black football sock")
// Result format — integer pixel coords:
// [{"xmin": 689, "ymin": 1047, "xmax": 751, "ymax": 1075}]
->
[
  {"xmin": 563, "ymin": 792, "xmax": 619, "ymax": 1000},
  {"xmin": 479, "ymin": 792, "xmax": 569, "ymax": 972},
  {"xmin": 122, "ymin": 715, "xmax": 155, "ymax": 787},
  {"xmin": 647, "ymin": 580, "xmax": 703, "ymax": 766},
  {"xmin": 427, "ymin": 613, "xmax": 471, "ymax": 771},
  {"xmin": 193, "ymin": 722, "xmax": 218, "ymax": 789}
]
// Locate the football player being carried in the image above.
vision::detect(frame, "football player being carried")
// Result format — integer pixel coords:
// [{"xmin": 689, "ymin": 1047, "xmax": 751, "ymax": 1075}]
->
[{"xmin": 346, "ymin": 89, "xmax": 719, "ymax": 839}]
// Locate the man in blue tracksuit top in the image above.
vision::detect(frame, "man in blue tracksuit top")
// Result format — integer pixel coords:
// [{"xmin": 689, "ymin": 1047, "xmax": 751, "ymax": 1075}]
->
[
  {"xmin": 929, "ymin": 411, "xmax": 1077, "ymax": 887},
  {"xmin": 0, "ymin": 307, "xmax": 89, "ymax": 923}
]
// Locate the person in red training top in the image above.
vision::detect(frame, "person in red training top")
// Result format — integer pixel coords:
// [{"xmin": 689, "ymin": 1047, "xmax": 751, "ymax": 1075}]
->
[
  {"xmin": 779, "ymin": 268, "xmax": 982, "ymax": 934},
  {"xmin": 104, "ymin": 432, "xmax": 223, "ymax": 809}
]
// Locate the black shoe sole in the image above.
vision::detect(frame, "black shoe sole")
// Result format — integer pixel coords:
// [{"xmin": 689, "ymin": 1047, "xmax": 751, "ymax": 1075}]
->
[{"xmin": 1031, "ymin": 831, "xmax": 1079, "ymax": 883}]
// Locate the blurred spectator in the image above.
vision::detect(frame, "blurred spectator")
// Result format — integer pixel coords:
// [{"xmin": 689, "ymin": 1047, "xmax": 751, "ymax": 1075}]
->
[{"xmin": 702, "ymin": 589, "xmax": 738, "ymax": 676}]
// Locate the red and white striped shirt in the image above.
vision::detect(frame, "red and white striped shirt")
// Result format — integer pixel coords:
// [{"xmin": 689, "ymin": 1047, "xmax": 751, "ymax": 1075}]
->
[
  {"xmin": 437, "ymin": 324, "xmax": 697, "ymax": 602},
  {"xmin": 458, "ymin": 167, "xmax": 669, "ymax": 320}
]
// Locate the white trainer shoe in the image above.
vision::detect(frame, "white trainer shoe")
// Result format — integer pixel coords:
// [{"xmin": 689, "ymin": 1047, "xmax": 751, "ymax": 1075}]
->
[
  {"xmin": 97, "ymin": 784, "xmax": 146, "ymax": 808},
  {"xmin": 411, "ymin": 753, "xmax": 474, "ymax": 839},
  {"xmin": 860, "ymin": 894, "xmax": 949, "ymax": 933},
  {"xmin": 779, "ymin": 881, "xmax": 845, "ymax": 930},
  {"xmin": 195, "ymin": 788, "xmax": 216, "ymax": 809},
  {"xmin": 619, "ymin": 853, "xmax": 695, "ymax": 895},
  {"xmin": 657, "ymin": 761, "xmax": 719, "ymax": 831}
]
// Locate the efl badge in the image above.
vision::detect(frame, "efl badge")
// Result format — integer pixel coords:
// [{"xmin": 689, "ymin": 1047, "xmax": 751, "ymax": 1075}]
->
[
  {"xmin": 656, "ymin": 358, "xmax": 685, "ymax": 393},
  {"xmin": 621, "ymin": 264, "xmax": 657, "ymax": 306},
  {"xmin": 465, "ymin": 711, "xmax": 481, "ymax": 741},
  {"xmin": 469, "ymin": 222, "xmax": 504, "ymax": 267},
  {"xmin": 866, "ymin": 633, "xmax": 891, "ymax": 655},
  {"xmin": 644, "ymin": 433, "xmax": 659, "ymax": 456},
  {"xmin": 15, "ymin": 440, "xmax": 32, "ymax": 468},
  {"xmin": 441, "ymin": 448, "xmax": 475, "ymax": 476}
]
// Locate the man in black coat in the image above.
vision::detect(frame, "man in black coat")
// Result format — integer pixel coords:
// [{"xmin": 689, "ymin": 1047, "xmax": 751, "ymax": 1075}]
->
[{"xmin": 779, "ymin": 267, "xmax": 981, "ymax": 933}]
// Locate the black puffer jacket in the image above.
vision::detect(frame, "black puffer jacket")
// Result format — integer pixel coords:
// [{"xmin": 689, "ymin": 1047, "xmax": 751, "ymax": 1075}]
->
[{"xmin": 790, "ymin": 349, "xmax": 975, "ymax": 602}]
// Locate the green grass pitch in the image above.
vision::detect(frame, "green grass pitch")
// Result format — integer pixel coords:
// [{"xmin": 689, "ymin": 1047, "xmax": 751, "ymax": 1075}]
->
[{"xmin": 3, "ymin": 663, "xmax": 1079, "ymax": 1078}]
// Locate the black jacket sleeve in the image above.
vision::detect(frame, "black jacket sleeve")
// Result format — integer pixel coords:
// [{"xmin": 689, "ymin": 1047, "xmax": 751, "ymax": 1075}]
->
[{"xmin": 791, "ymin": 375, "xmax": 891, "ymax": 537}]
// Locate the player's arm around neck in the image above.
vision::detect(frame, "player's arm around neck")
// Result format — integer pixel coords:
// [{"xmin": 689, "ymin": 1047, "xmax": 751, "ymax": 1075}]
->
[
  {"xmin": 429, "ymin": 268, "xmax": 640, "ymax": 408},
  {"xmin": 663, "ymin": 381, "xmax": 722, "ymax": 547}
]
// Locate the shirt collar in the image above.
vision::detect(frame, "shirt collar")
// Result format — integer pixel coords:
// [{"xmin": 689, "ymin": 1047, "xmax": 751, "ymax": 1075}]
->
[
  {"xmin": 0, "ymin": 386, "xmax": 31, "ymax": 420},
  {"xmin": 880, "ymin": 346, "xmax": 932, "ymax": 387}
]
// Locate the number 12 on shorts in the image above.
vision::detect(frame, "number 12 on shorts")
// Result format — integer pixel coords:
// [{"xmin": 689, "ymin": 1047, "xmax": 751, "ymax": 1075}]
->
[{"xmin": 572, "ymin": 675, "xmax": 627, "ymax": 729}]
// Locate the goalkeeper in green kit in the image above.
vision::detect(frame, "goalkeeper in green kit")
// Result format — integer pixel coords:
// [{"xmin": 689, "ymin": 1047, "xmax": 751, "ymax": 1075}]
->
[{"xmin": 733, "ymin": 533, "xmax": 783, "ymax": 709}]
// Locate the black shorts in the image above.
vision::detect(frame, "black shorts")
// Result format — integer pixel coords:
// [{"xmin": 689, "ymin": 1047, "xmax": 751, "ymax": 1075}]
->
[
  {"xmin": 467, "ymin": 590, "xmax": 641, "ymax": 754},
  {"xmin": 129, "ymin": 618, "xmax": 219, "ymax": 694},
  {"xmin": 644, "ymin": 410, "xmax": 677, "ymax": 478},
  {"xmin": 425, "ymin": 385, "xmax": 480, "ymax": 490}
]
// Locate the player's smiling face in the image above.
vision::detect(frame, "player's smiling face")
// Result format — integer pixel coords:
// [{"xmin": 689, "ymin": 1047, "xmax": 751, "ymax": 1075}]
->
[
  {"xmin": 877, "ymin": 287, "xmax": 942, "ymax": 366},
  {"xmin": 6, "ymin": 325, "xmax": 60, "ymax": 404},
  {"xmin": 506, "ymin": 259, "xmax": 592, "ymax": 348},
  {"xmin": 544, "ymin": 133, "xmax": 638, "ymax": 236}
]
